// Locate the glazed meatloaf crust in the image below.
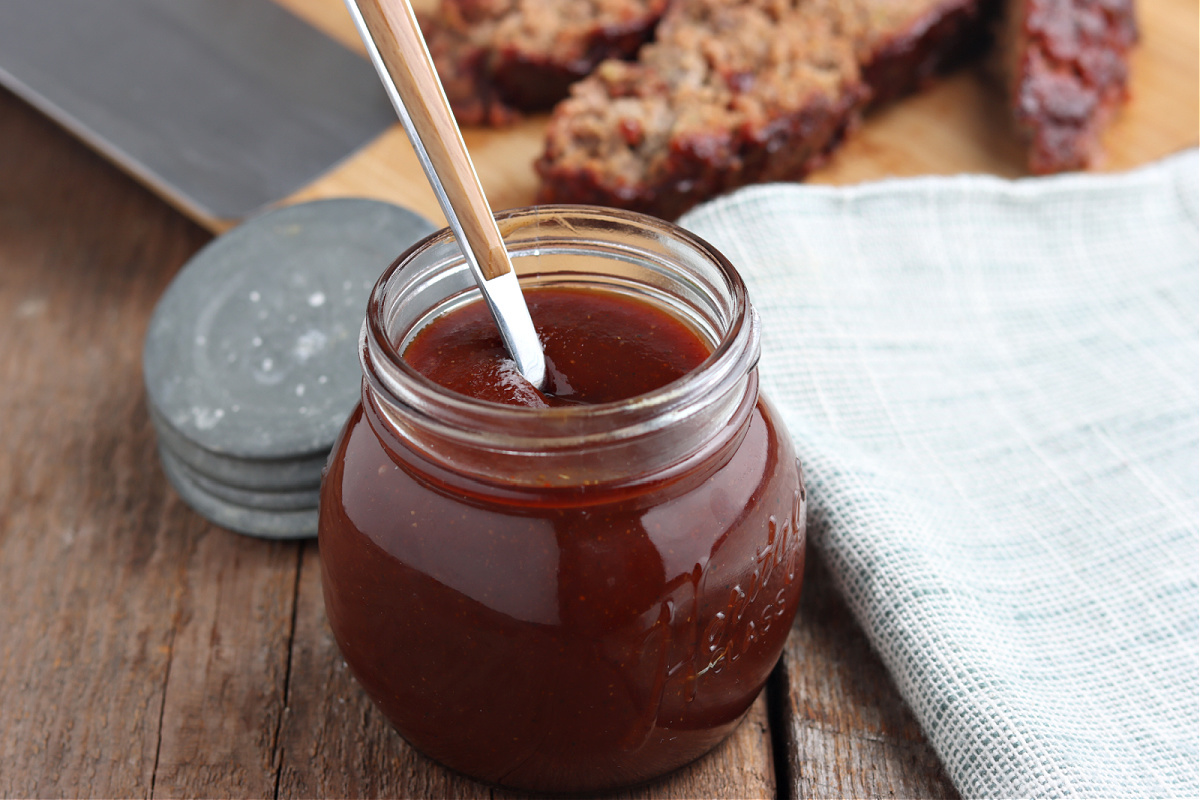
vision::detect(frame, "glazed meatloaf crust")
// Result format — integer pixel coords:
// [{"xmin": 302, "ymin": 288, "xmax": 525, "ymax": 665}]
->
[
  {"xmin": 422, "ymin": 0, "xmax": 669, "ymax": 125},
  {"xmin": 535, "ymin": 0, "xmax": 994, "ymax": 220},
  {"xmin": 999, "ymin": 0, "xmax": 1137, "ymax": 174}
]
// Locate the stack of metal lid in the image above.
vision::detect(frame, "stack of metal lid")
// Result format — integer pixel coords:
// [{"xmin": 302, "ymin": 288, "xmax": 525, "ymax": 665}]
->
[{"xmin": 144, "ymin": 198, "xmax": 436, "ymax": 538}]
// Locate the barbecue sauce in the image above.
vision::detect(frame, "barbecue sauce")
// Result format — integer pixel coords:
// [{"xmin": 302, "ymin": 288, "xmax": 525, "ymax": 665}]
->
[
  {"xmin": 319, "ymin": 286, "xmax": 805, "ymax": 792},
  {"xmin": 403, "ymin": 287, "xmax": 711, "ymax": 407}
]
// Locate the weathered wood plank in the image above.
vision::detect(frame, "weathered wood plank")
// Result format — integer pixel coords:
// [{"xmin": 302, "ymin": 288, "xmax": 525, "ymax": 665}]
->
[
  {"xmin": 0, "ymin": 88, "xmax": 305, "ymax": 800},
  {"xmin": 0, "ymin": 87, "xmax": 207, "ymax": 798},
  {"xmin": 777, "ymin": 552, "xmax": 958, "ymax": 800},
  {"xmin": 149, "ymin": 534, "xmax": 299, "ymax": 799}
]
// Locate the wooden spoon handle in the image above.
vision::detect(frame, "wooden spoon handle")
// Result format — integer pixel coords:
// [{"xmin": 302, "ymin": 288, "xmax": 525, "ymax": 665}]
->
[{"xmin": 354, "ymin": 0, "xmax": 511, "ymax": 280}]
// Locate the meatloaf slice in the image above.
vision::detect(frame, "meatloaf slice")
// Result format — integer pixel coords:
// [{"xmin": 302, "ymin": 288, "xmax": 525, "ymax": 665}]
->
[
  {"xmin": 422, "ymin": 0, "xmax": 669, "ymax": 125},
  {"xmin": 998, "ymin": 0, "xmax": 1137, "ymax": 174},
  {"xmin": 535, "ymin": 0, "xmax": 993, "ymax": 219}
]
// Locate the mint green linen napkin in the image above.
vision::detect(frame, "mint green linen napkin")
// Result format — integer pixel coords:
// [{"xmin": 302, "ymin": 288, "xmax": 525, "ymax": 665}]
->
[{"xmin": 680, "ymin": 150, "xmax": 1199, "ymax": 798}]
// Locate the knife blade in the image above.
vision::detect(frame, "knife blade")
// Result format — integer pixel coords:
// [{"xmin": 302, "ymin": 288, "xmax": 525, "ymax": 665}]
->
[{"xmin": 0, "ymin": 0, "xmax": 396, "ymax": 228}]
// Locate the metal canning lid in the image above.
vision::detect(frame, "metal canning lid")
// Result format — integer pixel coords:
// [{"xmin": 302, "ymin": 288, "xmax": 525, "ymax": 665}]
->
[
  {"xmin": 149, "ymin": 405, "xmax": 329, "ymax": 492},
  {"xmin": 157, "ymin": 444, "xmax": 319, "ymax": 539},
  {"xmin": 145, "ymin": 198, "xmax": 437, "ymax": 537},
  {"xmin": 157, "ymin": 445, "xmax": 321, "ymax": 512}
]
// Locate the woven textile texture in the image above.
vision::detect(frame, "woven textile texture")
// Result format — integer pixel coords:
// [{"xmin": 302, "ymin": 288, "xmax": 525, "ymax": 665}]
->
[{"xmin": 680, "ymin": 150, "xmax": 1199, "ymax": 798}]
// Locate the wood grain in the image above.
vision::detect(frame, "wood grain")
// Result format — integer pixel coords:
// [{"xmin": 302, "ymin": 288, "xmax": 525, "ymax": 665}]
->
[
  {"xmin": 149, "ymin": 535, "xmax": 298, "ymax": 798},
  {"xmin": 0, "ymin": 89, "xmax": 208, "ymax": 798}
]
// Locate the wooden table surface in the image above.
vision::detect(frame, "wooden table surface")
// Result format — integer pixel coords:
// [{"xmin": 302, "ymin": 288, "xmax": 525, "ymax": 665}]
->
[{"xmin": 0, "ymin": 1, "xmax": 1195, "ymax": 797}]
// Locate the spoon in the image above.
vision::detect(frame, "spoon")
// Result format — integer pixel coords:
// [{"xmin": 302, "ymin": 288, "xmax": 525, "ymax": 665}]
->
[{"xmin": 344, "ymin": 0, "xmax": 546, "ymax": 390}]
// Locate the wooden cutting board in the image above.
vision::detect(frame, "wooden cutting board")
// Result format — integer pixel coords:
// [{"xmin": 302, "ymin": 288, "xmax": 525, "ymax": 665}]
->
[{"xmin": 263, "ymin": 0, "xmax": 1197, "ymax": 234}]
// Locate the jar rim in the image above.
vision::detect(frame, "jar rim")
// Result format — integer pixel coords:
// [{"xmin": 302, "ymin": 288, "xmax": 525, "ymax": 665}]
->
[{"xmin": 362, "ymin": 205, "xmax": 759, "ymax": 445}]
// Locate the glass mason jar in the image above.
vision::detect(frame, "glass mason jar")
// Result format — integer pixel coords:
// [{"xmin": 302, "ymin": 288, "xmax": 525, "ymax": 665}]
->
[{"xmin": 319, "ymin": 206, "xmax": 806, "ymax": 793}]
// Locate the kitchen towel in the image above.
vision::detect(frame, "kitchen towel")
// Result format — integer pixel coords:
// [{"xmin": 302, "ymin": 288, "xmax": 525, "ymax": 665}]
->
[{"xmin": 680, "ymin": 149, "xmax": 1199, "ymax": 798}]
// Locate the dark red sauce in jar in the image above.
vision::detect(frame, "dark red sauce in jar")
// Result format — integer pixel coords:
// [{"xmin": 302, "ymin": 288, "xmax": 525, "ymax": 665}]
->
[
  {"xmin": 404, "ymin": 286, "xmax": 712, "ymax": 407},
  {"xmin": 318, "ymin": 207, "xmax": 806, "ymax": 793}
]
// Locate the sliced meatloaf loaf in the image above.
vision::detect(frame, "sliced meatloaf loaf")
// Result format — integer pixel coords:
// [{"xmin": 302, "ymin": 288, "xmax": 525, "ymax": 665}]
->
[
  {"xmin": 422, "ymin": 0, "xmax": 669, "ymax": 125},
  {"xmin": 535, "ymin": 0, "xmax": 994, "ymax": 219},
  {"xmin": 997, "ymin": 0, "xmax": 1137, "ymax": 174}
]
